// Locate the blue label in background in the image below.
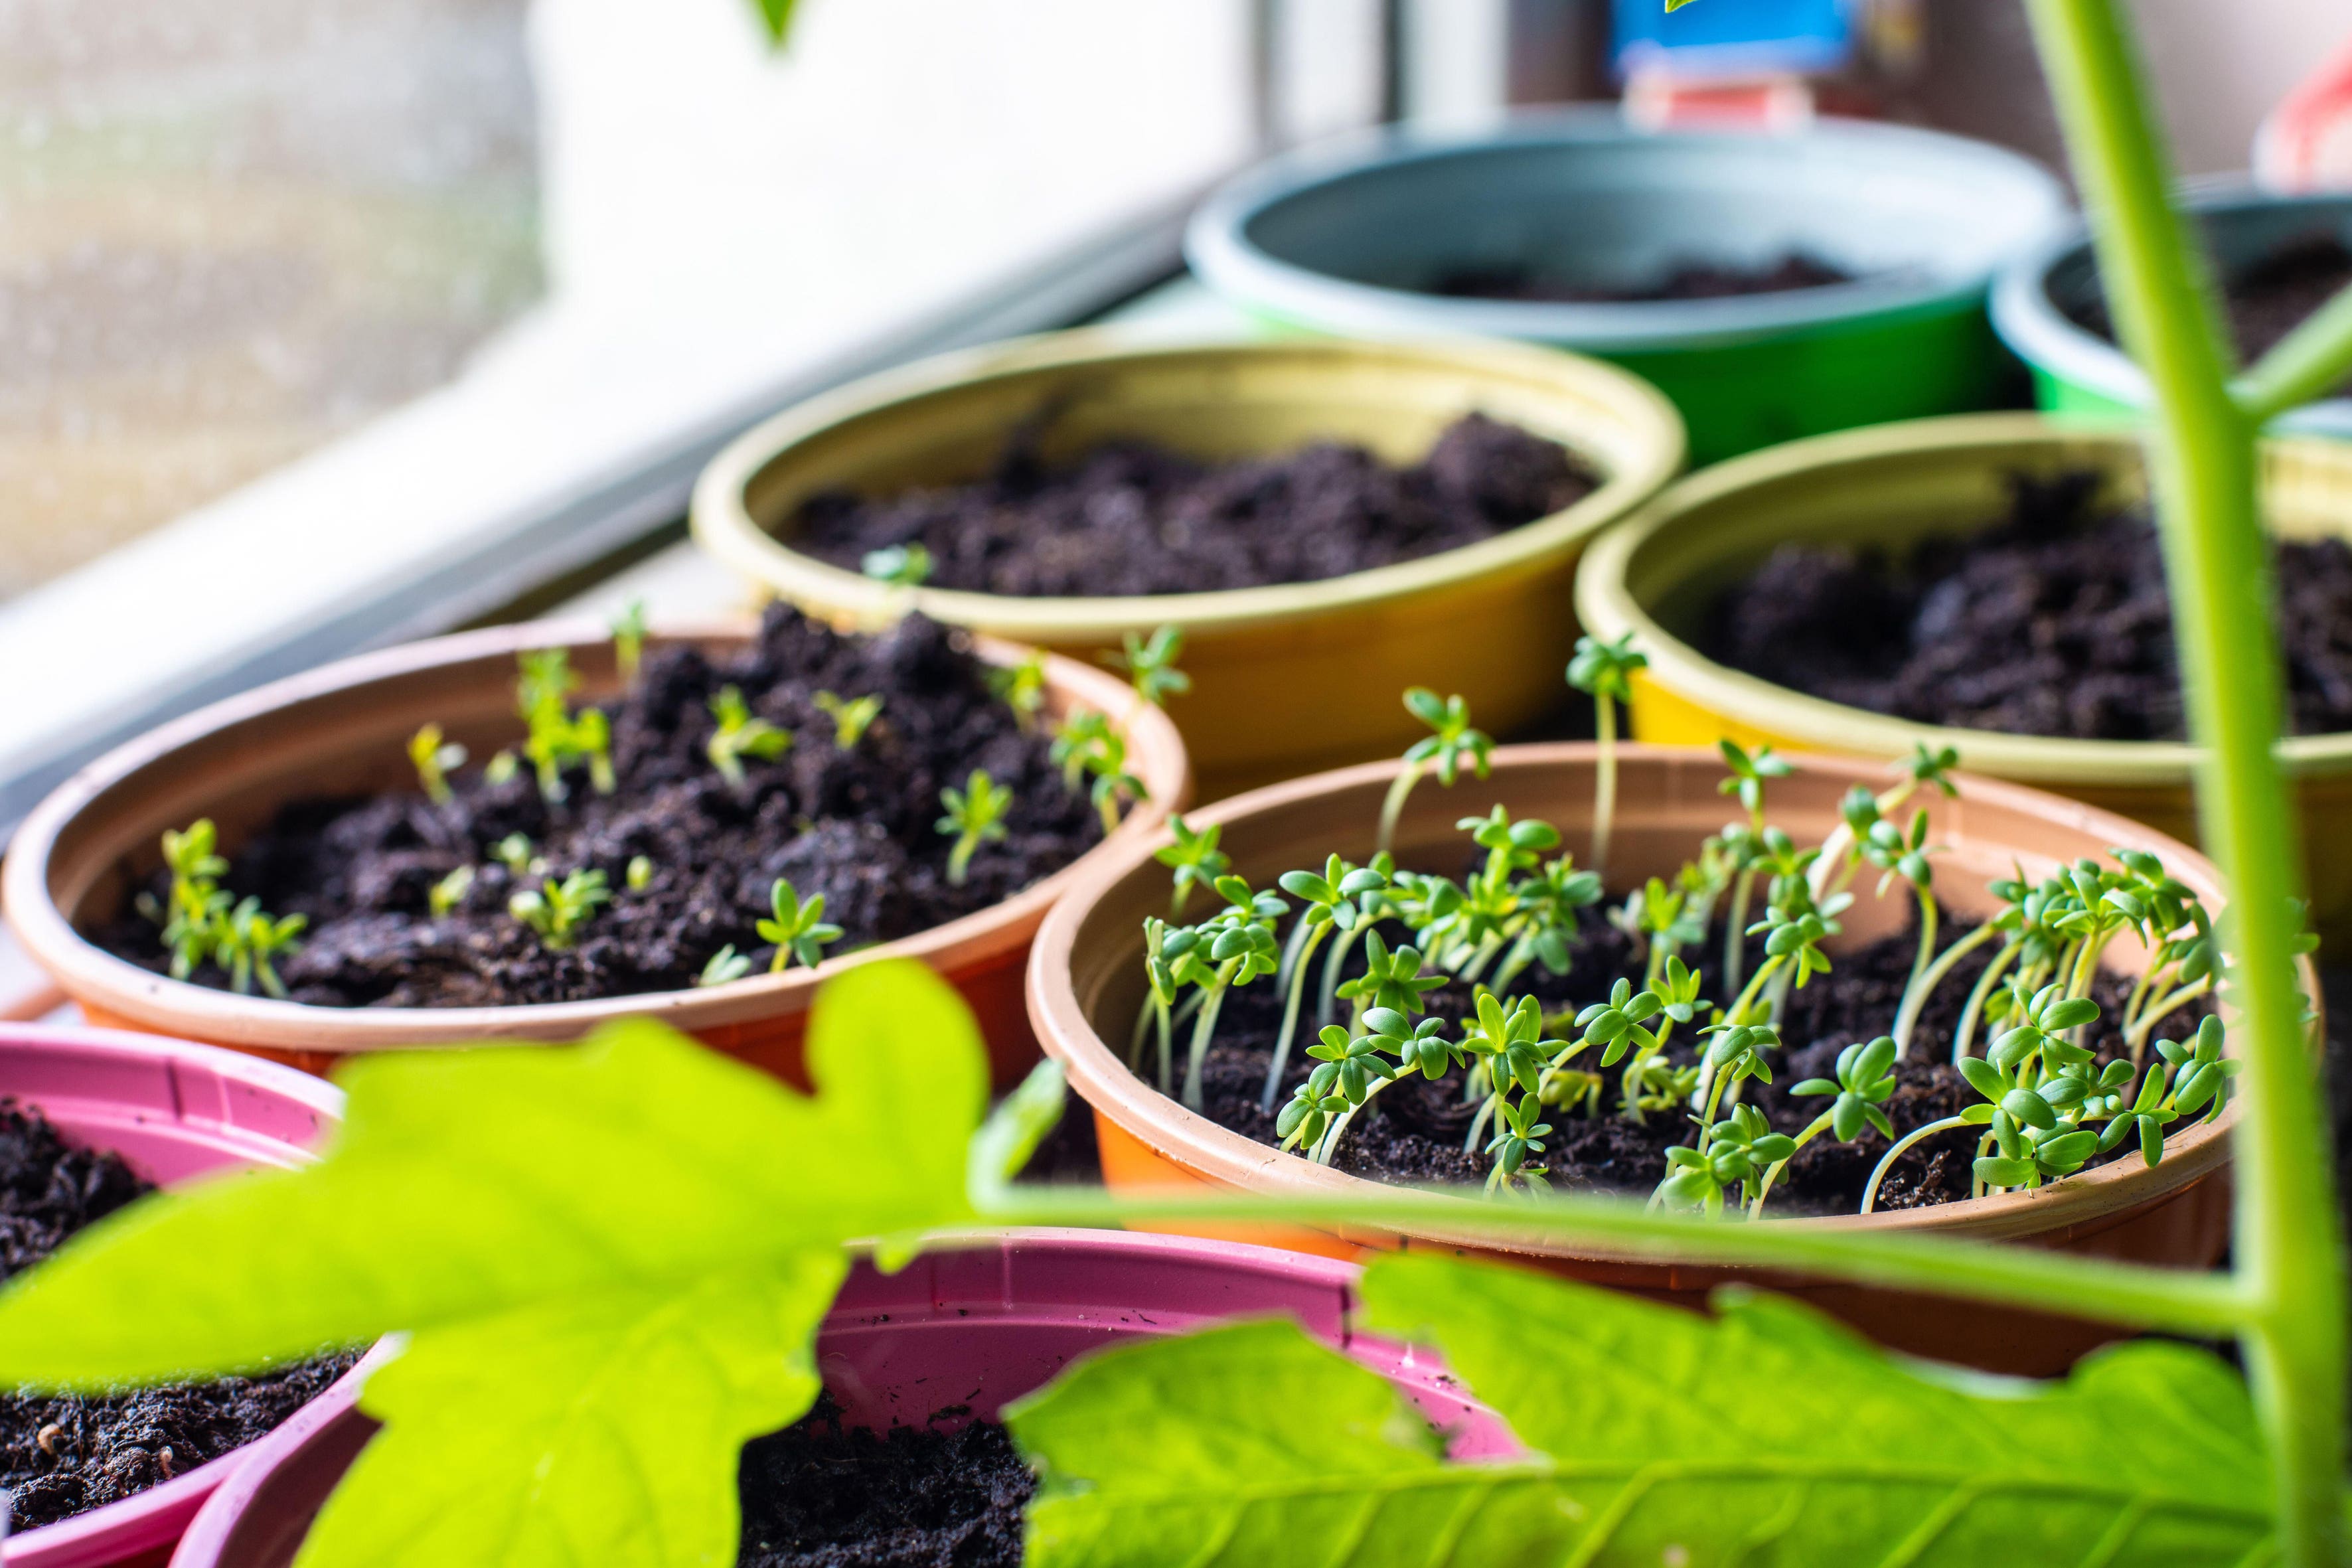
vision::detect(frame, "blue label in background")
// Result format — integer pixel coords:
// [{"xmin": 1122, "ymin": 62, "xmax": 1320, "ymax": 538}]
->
[{"xmin": 1612, "ymin": 0, "xmax": 1854, "ymax": 80}]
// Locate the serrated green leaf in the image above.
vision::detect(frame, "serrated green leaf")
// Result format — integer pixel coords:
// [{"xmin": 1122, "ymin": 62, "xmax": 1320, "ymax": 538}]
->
[
  {"xmin": 1012, "ymin": 1253, "xmax": 2273, "ymax": 1566},
  {"xmin": 0, "ymin": 959, "xmax": 982, "ymax": 1387},
  {"xmin": 298, "ymin": 1257, "xmax": 844, "ymax": 1568}
]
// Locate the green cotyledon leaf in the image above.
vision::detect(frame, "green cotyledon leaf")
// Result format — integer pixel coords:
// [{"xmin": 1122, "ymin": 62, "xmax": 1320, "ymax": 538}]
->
[
  {"xmin": 1010, "ymin": 1252, "xmax": 2275, "ymax": 1567},
  {"xmin": 0, "ymin": 958, "xmax": 986, "ymax": 1568}
]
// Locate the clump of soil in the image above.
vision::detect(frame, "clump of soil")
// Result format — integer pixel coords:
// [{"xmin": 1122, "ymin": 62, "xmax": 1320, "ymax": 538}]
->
[
  {"xmin": 1185, "ymin": 909, "xmax": 2206, "ymax": 1214},
  {"xmin": 94, "ymin": 607, "xmax": 1103, "ymax": 1009},
  {"xmin": 1703, "ymin": 470, "xmax": 2352, "ymax": 742},
  {"xmin": 0, "ymin": 1101, "xmax": 358, "ymax": 1530},
  {"xmin": 2071, "ymin": 229, "xmax": 2352, "ymax": 398},
  {"xmin": 789, "ymin": 414, "xmax": 1596, "ymax": 599},
  {"xmin": 736, "ymin": 1400, "xmax": 1034, "ymax": 1568},
  {"xmin": 1433, "ymin": 252, "xmax": 1854, "ymax": 304}
]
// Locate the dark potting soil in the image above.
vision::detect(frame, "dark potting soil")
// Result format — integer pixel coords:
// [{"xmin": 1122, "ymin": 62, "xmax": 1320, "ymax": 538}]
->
[
  {"xmin": 788, "ymin": 414, "xmax": 1597, "ymax": 599},
  {"xmin": 1186, "ymin": 911, "xmax": 2207, "ymax": 1215},
  {"xmin": 2069, "ymin": 230, "xmax": 2352, "ymax": 399},
  {"xmin": 93, "ymin": 608, "xmax": 1101, "ymax": 1008},
  {"xmin": 1705, "ymin": 469, "xmax": 2352, "ymax": 742},
  {"xmin": 736, "ymin": 1401, "xmax": 1034, "ymax": 1568},
  {"xmin": 0, "ymin": 1101, "xmax": 358, "ymax": 1531},
  {"xmin": 1431, "ymin": 252, "xmax": 1855, "ymax": 305}
]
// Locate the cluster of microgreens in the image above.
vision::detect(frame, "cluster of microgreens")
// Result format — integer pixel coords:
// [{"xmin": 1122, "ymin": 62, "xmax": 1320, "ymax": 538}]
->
[
  {"xmin": 133, "ymin": 819, "xmax": 307, "ymax": 997},
  {"xmin": 1133, "ymin": 657, "xmax": 2238, "ymax": 1216},
  {"xmin": 156, "ymin": 606, "xmax": 1173, "ymax": 980}
]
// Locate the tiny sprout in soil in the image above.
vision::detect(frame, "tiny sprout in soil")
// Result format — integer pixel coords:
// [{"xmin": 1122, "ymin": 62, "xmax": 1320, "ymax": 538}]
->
[
  {"xmin": 138, "ymin": 819, "xmax": 306, "ymax": 994},
  {"xmin": 429, "ymin": 864, "xmax": 475, "ymax": 918},
  {"xmin": 698, "ymin": 945, "xmax": 753, "ymax": 987},
  {"xmin": 811, "ymin": 690, "xmax": 882, "ymax": 750},
  {"xmin": 860, "ymin": 542, "xmax": 932, "ymax": 587},
  {"xmin": 986, "ymin": 651, "xmax": 1049, "ymax": 730},
  {"xmin": 1104, "ymin": 625, "xmax": 1190, "ymax": 713},
  {"xmin": 406, "ymin": 724, "xmax": 467, "ymax": 807},
  {"xmin": 609, "ymin": 598, "xmax": 648, "ymax": 684},
  {"xmin": 706, "ymin": 683, "xmax": 791, "ymax": 786},
  {"xmin": 755, "ymin": 878, "xmax": 844, "ymax": 971},
  {"xmin": 509, "ymin": 868, "xmax": 611, "ymax": 951},
  {"xmin": 937, "ymin": 769, "xmax": 1013, "ymax": 888},
  {"xmin": 1376, "ymin": 687, "xmax": 1492, "ymax": 856},
  {"xmin": 1565, "ymin": 631, "xmax": 1646, "ymax": 881},
  {"xmin": 515, "ymin": 650, "xmax": 613, "ymax": 802}
]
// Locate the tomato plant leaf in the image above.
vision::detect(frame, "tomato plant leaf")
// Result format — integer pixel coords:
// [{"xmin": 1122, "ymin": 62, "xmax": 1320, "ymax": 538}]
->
[
  {"xmin": 0, "ymin": 957, "xmax": 982, "ymax": 1387},
  {"xmin": 1011, "ymin": 1253, "xmax": 2276, "ymax": 1567}
]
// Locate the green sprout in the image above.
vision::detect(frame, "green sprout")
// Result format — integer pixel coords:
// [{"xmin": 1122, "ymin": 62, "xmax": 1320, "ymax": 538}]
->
[
  {"xmin": 1104, "ymin": 625, "xmax": 1190, "ymax": 712},
  {"xmin": 491, "ymin": 834, "xmax": 540, "ymax": 878},
  {"xmin": 428, "ymin": 865, "xmax": 475, "ymax": 918},
  {"xmin": 754, "ymin": 878, "xmax": 844, "ymax": 972},
  {"xmin": 698, "ymin": 945, "xmax": 753, "ymax": 987},
  {"xmin": 986, "ymin": 652, "xmax": 1050, "ymax": 731},
  {"xmin": 1050, "ymin": 710, "xmax": 1115, "ymax": 791},
  {"xmin": 1375, "ymin": 688, "xmax": 1492, "ymax": 856},
  {"xmin": 514, "ymin": 650, "xmax": 613, "ymax": 801},
  {"xmin": 811, "ymin": 690, "xmax": 883, "ymax": 750},
  {"xmin": 407, "ymin": 724, "xmax": 468, "ymax": 808},
  {"xmin": 151, "ymin": 819, "xmax": 231, "ymax": 980},
  {"xmin": 1565, "ymin": 631, "xmax": 1647, "ymax": 884},
  {"xmin": 507, "ymin": 868, "xmax": 610, "ymax": 951},
  {"xmin": 860, "ymin": 543, "xmax": 932, "ymax": 588},
  {"xmin": 937, "ymin": 769, "xmax": 1012, "ymax": 887},
  {"xmin": 610, "ymin": 599, "xmax": 649, "ymax": 686},
  {"xmin": 625, "ymin": 855, "xmax": 653, "ymax": 893},
  {"xmin": 706, "ymin": 684, "xmax": 791, "ymax": 787},
  {"xmin": 214, "ymin": 898, "xmax": 306, "ymax": 999},
  {"xmin": 1153, "ymin": 816, "xmax": 1230, "ymax": 917},
  {"xmin": 483, "ymin": 749, "xmax": 520, "ymax": 786}
]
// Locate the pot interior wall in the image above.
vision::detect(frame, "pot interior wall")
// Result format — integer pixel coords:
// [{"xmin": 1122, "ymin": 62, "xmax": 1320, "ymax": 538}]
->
[
  {"xmin": 2041, "ymin": 197, "xmax": 2352, "ymax": 336},
  {"xmin": 191, "ymin": 1236, "xmax": 1510, "ymax": 1568}
]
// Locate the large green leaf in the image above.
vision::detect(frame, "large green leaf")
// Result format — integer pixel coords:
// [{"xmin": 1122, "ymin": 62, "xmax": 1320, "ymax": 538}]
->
[
  {"xmin": 0, "ymin": 958, "xmax": 986, "ymax": 1568},
  {"xmin": 1012, "ymin": 1253, "xmax": 2275, "ymax": 1567}
]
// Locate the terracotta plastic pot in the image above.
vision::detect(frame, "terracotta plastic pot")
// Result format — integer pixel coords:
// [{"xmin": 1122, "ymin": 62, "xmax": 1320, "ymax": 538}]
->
[
  {"xmin": 689, "ymin": 331, "xmax": 1684, "ymax": 801},
  {"xmin": 1573, "ymin": 412, "xmax": 2352, "ymax": 947},
  {"xmin": 1184, "ymin": 109, "xmax": 2067, "ymax": 463},
  {"xmin": 3, "ymin": 620, "xmax": 1188, "ymax": 1088},
  {"xmin": 165, "ymin": 1229, "xmax": 1516, "ymax": 1568},
  {"xmin": 1027, "ymin": 744, "xmax": 2313, "ymax": 1376},
  {"xmin": 0, "ymin": 1022, "xmax": 373, "ymax": 1568},
  {"xmin": 1992, "ymin": 187, "xmax": 2352, "ymax": 439}
]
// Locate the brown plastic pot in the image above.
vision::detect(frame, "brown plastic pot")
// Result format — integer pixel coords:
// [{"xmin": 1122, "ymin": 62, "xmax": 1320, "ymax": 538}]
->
[
  {"xmin": 4, "ymin": 619, "xmax": 1188, "ymax": 1088},
  {"xmin": 1028, "ymin": 743, "xmax": 2308, "ymax": 1375}
]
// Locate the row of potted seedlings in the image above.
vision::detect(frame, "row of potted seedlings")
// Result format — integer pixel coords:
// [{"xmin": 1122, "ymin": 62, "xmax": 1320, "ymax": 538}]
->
[{"xmin": 0, "ymin": 114, "xmax": 2344, "ymax": 1568}]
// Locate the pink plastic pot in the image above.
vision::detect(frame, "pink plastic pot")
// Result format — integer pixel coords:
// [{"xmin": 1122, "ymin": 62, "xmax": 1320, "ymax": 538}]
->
[
  {"xmin": 0, "ymin": 1024, "xmax": 368, "ymax": 1568},
  {"xmin": 169, "ymin": 1229, "xmax": 1516, "ymax": 1568}
]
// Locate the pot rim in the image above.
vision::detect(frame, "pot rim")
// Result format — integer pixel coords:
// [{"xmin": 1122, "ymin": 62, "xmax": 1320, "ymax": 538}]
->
[
  {"xmin": 687, "ymin": 329, "xmax": 1687, "ymax": 643},
  {"xmin": 1184, "ymin": 107, "xmax": 2070, "ymax": 353},
  {"xmin": 1573, "ymin": 411, "xmax": 2352, "ymax": 785},
  {"xmin": 0, "ymin": 1022, "xmax": 386, "ymax": 1568},
  {"xmin": 1990, "ymin": 183, "xmax": 2352, "ymax": 434},
  {"xmin": 1027, "ymin": 742, "xmax": 2294, "ymax": 1259},
  {"xmin": 2, "ymin": 618, "xmax": 1190, "ymax": 1053}
]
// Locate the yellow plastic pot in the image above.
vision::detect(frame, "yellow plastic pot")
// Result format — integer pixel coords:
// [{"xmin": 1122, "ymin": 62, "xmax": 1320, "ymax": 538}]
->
[
  {"xmin": 1574, "ymin": 412, "xmax": 2352, "ymax": 943},
  {"xmin": 692, "ymin": 331, "xmax": 1685, "ymax": 799}
]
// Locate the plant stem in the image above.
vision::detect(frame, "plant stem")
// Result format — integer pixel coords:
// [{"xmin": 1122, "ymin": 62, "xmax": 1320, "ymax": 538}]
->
[
  {"xmin": 1888, "ymin": 887, "xmax": 1939, "ymax": 1061},
  {"xmin": 1893, "ymin": 906, "xmax": 2000, "ymax": 1061},
  {"xmin": 1859, "ymin": 1114, "xmax": 1972, "ymax": 1215},
  {"xmin": 1316, "ymin": 927, "xmax": 1361, "ymax": 1032},
  {"xmin": 1749, "ymin": 1111, "xmax": 1833, "ymax": 1219},
  {"xmin": 1722, "ymin": 867, "xmax": 1755, "ymax": 997},
  {"xmin": 1375, "ymin": 761, "xmax": 1423, "ymax": 858},
  {"xmin": 1591, "ymin": 694, "xmax": 1618, "ymax": 883},
  {"xmin": 2023, "ymin": 1, "xmax": 2346, "ymax": 1559},
  {"xmin": 2236, "ymin": 276, "xmax": 2352, "ymax": 425},
  {"xmin": 1951, "ymin": 938, "xmax": 2020, "ymax": 1062},
  {"xmin": 1263, "ymin": 924, "xmax": 1330, "ymax": 1114},
  {"xmin": 1180, "ymin": 965, "xmax": 1237, "ymax": 1111}
]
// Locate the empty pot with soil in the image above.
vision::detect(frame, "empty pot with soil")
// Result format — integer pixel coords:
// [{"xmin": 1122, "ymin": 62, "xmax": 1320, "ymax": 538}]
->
[
  {"xmin": 1994, "ymin": 187, "xmax": 2352, "ymax": 438},
  {"xmin": 1026, "ymin": 743, "xmax": 2311, "ymax": 1375},
  {"xmin": 164, "ymin": 1230, "xmax": 1512, "ymax": 1568},
  {"xmin": 1184, "ymin": 108, "xmax": 2067, "ymax": 463},
  {"xmin": 1573, "ymin": 412, "xmax": 2352, "ymax": 945},
  {"xmin": 0, "ymin": 1022, "xmax": 373, "ymax": 1568},
  {"xmin": 689, "ymin": 331, "xmax": 1684, "ymax": 799},
  {"xmin": 3, "ymin": 610, "xmax": 1187, "ymax": 1084}
]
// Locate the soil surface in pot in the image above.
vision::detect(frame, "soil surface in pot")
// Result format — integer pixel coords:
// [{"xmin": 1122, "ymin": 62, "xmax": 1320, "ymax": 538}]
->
[
  {"xmin": 94, "ymin": 609, "xmax": 1105, "ymax": 1008},
  {"xmin": 736, "ymin": 1399, "xmax": 1034, "ymax": 1568},
  {"xmin": 2069, "ymin": 230, "xmax": 2352, "ymax": 398},
  {"xmin": 1177, "ymin": 908, "xmax": 2207, "ymax": 1215},
  {"xmin": 0, "ymin": 1101, "xmax": 358, "ymax": 1529},
  {"xmin": 1705, "ymin": 469, "xmax": 2352, "ymax": 742},
  {"xmin": 789, "ymin": 414, "xmax": 1597, "ymax": 599},
  {"xmin": 1432, "ymin": 253, "xmax": 1854, "ymax": 303}
]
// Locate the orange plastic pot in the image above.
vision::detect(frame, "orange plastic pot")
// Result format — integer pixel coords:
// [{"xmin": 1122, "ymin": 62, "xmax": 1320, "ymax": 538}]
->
[
  {"xmin": 5, "ymin": 620, "xmax": 1188, "ymax": 1089},
  {"xmin": 1028, "ymin": 743, "xmax": 2310, "ymax": 1374}
]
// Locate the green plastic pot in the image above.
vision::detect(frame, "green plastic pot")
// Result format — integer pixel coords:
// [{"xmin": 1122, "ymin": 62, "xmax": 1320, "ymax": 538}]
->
[
  {"xmin": 1573, "ymin": 412, "xmax": 2352, "ymax": 944},
  {"xmin": 1992, "ymin": 187, "xmax": 2352, "ymax": 439},
  {"xmin": 1186, "ymin": 109, "xmax": 2068, "ymax": 464}
]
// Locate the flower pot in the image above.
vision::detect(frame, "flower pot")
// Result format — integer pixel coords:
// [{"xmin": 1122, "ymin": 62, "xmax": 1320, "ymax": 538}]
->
[
  {"xmin": 1992, "ymin": 187, "xmax": 2352, "ymax": 439},
  {"xmin": 1184, "ymin": 109, "xmax": 2067, "ymax": 464},
  {"xmin": 1572, "ymin": 412, "xmax": 2352, "ymax": 945},
  {"xmin": 3, "ymin": 620, "xmax": 1188, "ymax": 1088},
  {"xmin": 1026, "ymin": 744, "xmax": 2312, "ymax": 1376},
  {"xmin": 164, "ymin": 1229, "xmax": 1514, "ymax": 1568},
  {"xmin": 0, "ymin": 1022, "xmax": 376, "ymax": 1568},
  {"xmin": 688, "ymin": 331, "xmax": 1684, "ymax": 801}
]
